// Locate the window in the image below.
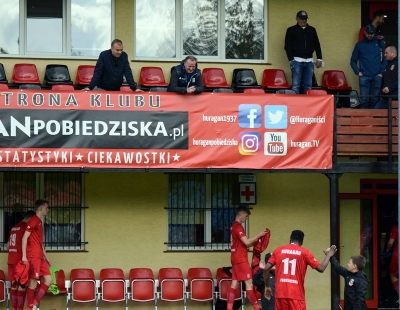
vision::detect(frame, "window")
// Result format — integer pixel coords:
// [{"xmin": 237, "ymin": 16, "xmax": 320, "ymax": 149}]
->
[
  {"xmin": 135, "ymin": 0, "xmax": 266, "ymax": 62},
  {"xmin": 0, "ymin": 172, "xmax": 85, "ymax": 251},
  {"xmin": 167, "ymin": 173, "xmax": 247, "ymax": 250},
  {"xmin": 0, "ymin": 0, "xmax": 113, "ymax": 57}
]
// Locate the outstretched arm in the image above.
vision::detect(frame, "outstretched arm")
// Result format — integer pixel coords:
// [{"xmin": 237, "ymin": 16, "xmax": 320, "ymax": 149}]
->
[
  {"xmin": 240, "ymin": 229, "xmax": 268, "ymax": 247},
  {"xmin": 315, "ymin": 245, "xmax": 337, "ymax": 273},
  {"xmin": 263, "ymin": 262, "xmax": 273, "ymax": 300}
]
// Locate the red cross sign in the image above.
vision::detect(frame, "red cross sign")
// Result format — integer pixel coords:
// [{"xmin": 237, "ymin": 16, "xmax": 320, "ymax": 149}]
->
[{"xmin": 239, "ymin": 183, "xmax": 256, "ymax": 204}]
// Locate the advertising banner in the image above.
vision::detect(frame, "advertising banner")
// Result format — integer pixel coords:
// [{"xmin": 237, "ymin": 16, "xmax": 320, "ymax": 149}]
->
[{"xmin": 0, "ymin": 90, "xmax": 333, "ymax": 169}]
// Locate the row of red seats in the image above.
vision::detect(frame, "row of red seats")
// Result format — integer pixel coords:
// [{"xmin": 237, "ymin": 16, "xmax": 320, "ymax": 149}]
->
[
  {"xmin": 0, "ymin": 267, "xmax": 244, "ymax": 310},
  {"xmin": 0, "ymin": 63, "xmax": 352, "ymax": 92}
]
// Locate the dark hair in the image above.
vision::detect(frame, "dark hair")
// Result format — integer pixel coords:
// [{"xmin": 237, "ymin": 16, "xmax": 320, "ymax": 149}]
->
[
  {"xmin": 111, "ymin": 39, "xmax": 123, "ymax": 47},
  {"xmin": 35, "ymin": 199, "xmax": 49, "ymax": 210},
  {"xmin": 350, "ymin": 255, "xmax": 366, "ymax": 271},
  {"xmin": 290, "ymin": 230, "xmax": 304, "ymax": 244},
  {"xmin": 236, "ymin": 205, "xmax": 251, "ymax": 216},
  {"xmin": 184, "ymin": 55, "xmax": 198, "ymax": 63},
  {"xmin": 373, "ymin": 10, "xmax": 385, "ymax": 19},
  {"xmin": 23, "ymin": 210, "xmax": 36, "ymax": 220}
]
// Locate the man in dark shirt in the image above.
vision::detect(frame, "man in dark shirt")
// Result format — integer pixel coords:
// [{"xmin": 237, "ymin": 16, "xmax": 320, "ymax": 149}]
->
[
  {"xmin": 374, "ymin": 46, "xmax": 398, "ymax": 109},
  {"xmin": 167, "ymin": 56, "xmax": 204, "ymax": 94},
  {"xmin": 83, "ymin": 39, "xmax": 141, "ymax": 92},
  {"xmin": 284, "ymin": 11, "xmax": 322, "ymax": 94}
]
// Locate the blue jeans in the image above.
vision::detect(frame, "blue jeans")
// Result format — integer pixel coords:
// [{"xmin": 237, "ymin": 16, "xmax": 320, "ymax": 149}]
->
[
  {"xmin": 290, "ymin": 61, "xmax": 314, "ymax": 94},
  {"xmin": 359, "ymin": 75, "xmax": 382, "ymax": 108}
]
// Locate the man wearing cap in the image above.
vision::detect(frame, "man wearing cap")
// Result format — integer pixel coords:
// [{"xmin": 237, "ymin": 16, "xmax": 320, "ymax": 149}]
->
[
  {"xmin": 358, "ymin": 10, "xmax": 385, "ymax": 42},
  {"xmin": 351, "ymin": 24, "xmax": 387, "ymax": 108},
  {"xmin": 284, "ymin": 10, "xmax": 322, "ymax": 94}
]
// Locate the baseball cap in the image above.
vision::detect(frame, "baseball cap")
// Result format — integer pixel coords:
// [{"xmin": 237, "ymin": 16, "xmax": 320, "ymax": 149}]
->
[
  {"xmin": 365, "ymin": 24, "xmax": 376, "ymax": 34},
  {"xmin": 296, "ymin": 11, "xmax": 308, "ymax": 20}
]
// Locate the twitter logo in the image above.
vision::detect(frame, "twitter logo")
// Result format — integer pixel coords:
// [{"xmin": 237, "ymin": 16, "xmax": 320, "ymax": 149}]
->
[{"xmin": 265, "ymin": 105, "xmax": 287, "ymax": 129}]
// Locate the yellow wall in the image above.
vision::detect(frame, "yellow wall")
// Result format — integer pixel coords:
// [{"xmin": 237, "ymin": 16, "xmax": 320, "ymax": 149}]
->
[{"xmin": 0, "ymin": 0, "xmax": 360, "ymax": 92}]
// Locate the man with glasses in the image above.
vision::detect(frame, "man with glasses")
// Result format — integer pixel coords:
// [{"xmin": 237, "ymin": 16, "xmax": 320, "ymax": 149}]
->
[{"xmin": 167, "ymin": 56, "xmax": 204, "ymax": 94}]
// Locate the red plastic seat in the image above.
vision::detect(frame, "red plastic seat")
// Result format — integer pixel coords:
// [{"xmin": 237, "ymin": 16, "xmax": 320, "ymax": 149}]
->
[
  {"xmin": 129, "ymin": 268, "xmax": 155, "ymax": 302},
  {"xmin": 12, "ymin": 63, "xmax": 40, "ymax": 84},
  {"xmin": 158, "ymin": 268, "xmax": 185, "ymax": 302},
  {"xmin": 187, "ymin": 268, "xmax": 213, "ymax": 302},
  {"xmin": 322, "ymin": 70, "xmax": 352, "ymax": 90},
  {"xmin": 100, "ymin": 268, "xmax": 126, "ymax": 303},
  {"xmin": 216, "ymin": 268, "xmax": 241, "ymax": 301},
  {"xmin": 243, "ymin": 88, "xmax": 265, "ymax": 94},
  {"xmin": 0, "ymin": 84, "xmax": 9, "ymax": 89},
  {"xmin": 69, "ymin": 268, "xmax": 97, "ymax": 303},
  {"xmin": 138, "ymin": 67, "xmax": 168, "ymax": 89},
  {"xmin": 261, "ymin": 69, "xmax": 291, "ymax": 89},
  {"xmin": 0, "ymin": 270, "xmax": 6, "ymax": 303},
  {"xmin": 306, "ymin": 89, "xmax": 328, "ymax": 95},
  {"xmin": 202, "ymin": 68, "xmax": 231, "ymax": 89},
  {"xmin": 75, "ymin": 65, "xmax": 95, "ymax": 86},
  {"xmin": 120, "ymin": 86, "xmax": 133, "ymax": 92},
  {"xmin": 52, "ymin": 84, "xmax": 75, "ymax": 91}
]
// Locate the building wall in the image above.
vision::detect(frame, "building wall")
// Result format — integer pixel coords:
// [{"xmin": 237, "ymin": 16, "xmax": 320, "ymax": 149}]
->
[{"xmin": 1, "ymin": 0, "xmax": 360, "ymax": 92}]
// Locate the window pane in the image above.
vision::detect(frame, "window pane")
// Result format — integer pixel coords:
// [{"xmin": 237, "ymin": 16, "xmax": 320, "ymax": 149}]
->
[
  {"xmin": 71, "ymin": 0, "xmax": 112, "ymax": 56},
  {"xmin": 168, "ymin": 174, "xmax": 205, "ymax": 248},
  {"xmin": 0, "ymin": 1, "xmax": 19, "ymax": 54},
  {"xmin": 225, "ymin": 0, "xmax": 264, "ymax": 59},
  {"xmin": 135, "ymin": 0, "xmax": 176, "ymax": 58},
  {"xmin": 183, "ymin": 0, "xmax": 218, "ymax": 56},
  {"xmin": 26, "ymin": 0, "xmax": 63, "ymax": 53},
  {"xmin": 43, "ymin": 172, "xmax": 82, "ymax": 249},
  {"xmin": 2, "ymin": 172, "xmax": 36, "ymax": 246}
]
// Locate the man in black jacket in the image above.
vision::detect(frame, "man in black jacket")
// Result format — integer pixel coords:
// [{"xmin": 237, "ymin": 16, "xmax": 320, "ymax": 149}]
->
[
  {"xmin": 284, "ymin": 11, "xmax": 322, "ymax": 94},
  {"xmin": 167, "ymin": 56, "xmax": 204, "ymax": 94},
  {"xmin": 374, "ymin": 46, "xmax": 398, "ymax": 109},
  {"xmin": 83, "ymin": 39, "xmax": 140, "ymax": 91}
]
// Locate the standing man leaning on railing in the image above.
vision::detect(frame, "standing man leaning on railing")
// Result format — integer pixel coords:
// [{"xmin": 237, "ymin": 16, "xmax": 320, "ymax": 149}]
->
[{"xmin": 374, "ymin": 46, "xmax": 398, "ymax": 109}]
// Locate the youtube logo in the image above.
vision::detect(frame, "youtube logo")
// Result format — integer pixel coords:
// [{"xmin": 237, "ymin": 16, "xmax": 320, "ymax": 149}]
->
[{"xmin": 264, "ymin": 132, "xmax": 287, "ymax": 156}]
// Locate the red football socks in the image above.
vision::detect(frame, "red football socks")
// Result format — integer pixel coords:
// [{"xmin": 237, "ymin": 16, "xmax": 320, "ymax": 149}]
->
[
  {"xmin": 10, "ymin": 289, "xmax": 17, "ymax": 310},
  {"xmin": 246, "ymin": 289, "xmax": 260, "ymax": 310},
  {"xmin": 33, "ymin": 283, "xmax": 49, "ymax": 306},
  {"xmin": 26, "ymin": 288, "xmax": 35, "ymax": 310},
  {"xmin": 17, "ymin": 290, "xmax": 27, "ymax": 310},
  {"xmin": 227, "ymin": 287, "xmax": 236, "ymax": 310}
]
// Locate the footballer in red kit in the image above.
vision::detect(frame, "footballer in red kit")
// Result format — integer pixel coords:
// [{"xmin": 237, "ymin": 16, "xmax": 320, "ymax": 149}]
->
[
  {"xmin": 264, "ymin": 230, "xmax": 336, "ymax": 310},
  {"xmin": 7, "ymin": 211, "xmax": 35, "ymax": 310},
  {"xmin": 21, "ymin": 199, "xmax": 53, "ymax": 310},
  {"xmin": 387, "ymin": 224, "xmax": 399, "ymax": 293},
  {"xmin": 228, "ymin": 206, "xmax": 268, "ymax": 310}
]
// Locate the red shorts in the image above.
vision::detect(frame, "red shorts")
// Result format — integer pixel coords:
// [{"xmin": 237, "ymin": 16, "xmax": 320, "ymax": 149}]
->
[
  {"xmin": 276, "ymin": 298, "xmax": 306, "ymax": 310},
  {"xmin": 8, "ymin": 264, "xmax": 15, "ymax": 282},
  {"xmin": 390, "ymin": 254, "xmax": 398, "ymax": 276},
  {"xmin": 231, "ymin": 262, "xmax": 252, "ymax": 281},
  {"xmin": 29, "ymin": 258, "xmax": 50, "ymax": 279}
]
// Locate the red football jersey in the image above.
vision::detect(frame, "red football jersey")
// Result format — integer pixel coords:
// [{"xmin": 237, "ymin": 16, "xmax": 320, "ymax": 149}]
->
[
  {"xmin": 230, "ymin": 221, "xmax": 248, "ymax": 264},
  {"xmin": 390, "ymin": 224, "xmax": 398, "ymax": 257},
  {"xmin": 268, "ymin": 243, "xmax": 320, "ymax": 300},
  {"xmin": 25, "ymin": 215, "xmax": 44, "ymax": 259},
  {"xmin": 7, "ymin": 222, "xmax": 27, "ymax": 264}
]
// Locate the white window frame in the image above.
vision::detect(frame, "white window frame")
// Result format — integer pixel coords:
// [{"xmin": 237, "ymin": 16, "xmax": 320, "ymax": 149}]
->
[
  {"xmin": 134, "ymin": 0, "xmax": 268, "ymax": 63},
  {"xmin": 166, "ymin": 174, "xmax": 248, "ymax": 251},
  {"xmin": 1, "ymin": 0, "xmax": 115, "ymax": 59}
]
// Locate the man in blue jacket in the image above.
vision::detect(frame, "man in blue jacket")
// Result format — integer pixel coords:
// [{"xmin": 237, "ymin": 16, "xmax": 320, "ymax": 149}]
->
[
  {"xmin": 350, "ymin": 24, "xmax": 387, "ymax": 108},
  {"xmin": 83, "ymin": 39, "xmax": 140, "ymax": 91},
  {"xmin": 167, "ymin": 56, "xmax": 204, "ymax": 94}
]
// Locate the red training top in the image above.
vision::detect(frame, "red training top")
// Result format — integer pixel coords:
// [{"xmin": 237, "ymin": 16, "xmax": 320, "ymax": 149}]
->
[
  {"xmin": 268, "ymin": 243, "xmax": 320, "ymax": 300},
  {"xmin": 7, "ymin": 222, "xmax": 27, "ymax": 264},
  {"xmin": 26, "ymin": 215, "xmax": 44, "ymax": 259},
  {"xmin": 230, "ymin": 221, "xmax": 248, "ymax": 264}
]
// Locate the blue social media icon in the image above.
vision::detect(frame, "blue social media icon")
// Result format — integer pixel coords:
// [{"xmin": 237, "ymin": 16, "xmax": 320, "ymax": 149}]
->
[
  {"xmin": 265, "ymin": 105, "xmax": 287, "ymax": 129},
  {"xmin": 238, "ymin": 104, "xmax": 262, "ymax": 128}
]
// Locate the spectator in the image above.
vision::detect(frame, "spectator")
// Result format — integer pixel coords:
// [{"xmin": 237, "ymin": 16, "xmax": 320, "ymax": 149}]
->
[
  {"xmin": 387, "ymin": 224, "xmax": 399, "ymax": 294},
  {"xmin": 252, "ymin": 253, "xmax": 275, "ymax": 310},
  {"xmin": 83, "ymin": 39, "xmax": 141, "ymax": 92},
  {"xmin": 7, "ymin": 210, "xmax": 35, "ymax": 310},
  {"xmin": 264, "ymin": 230, "xmax": 336, "ymax": 310},
  {"xmin": 359, "ymin": 10, "xmax": 385, "ymax": 42},
  {"xmin": 22, "ymin": 200, "xmax": 53, "ymax": 310},
  {"xmin": 374, "ymin": 46, "xmax": 398, "ymax": 109},
  {"xmin": 228, "ymin": 205, "xmax": 268, "ymax": 310},
  {"xmin": 284, "ymin": 10, "xmax": 322, "ymax": 94},
  {"xmin": 350, "ymin": 24, "xmax": 387, "ymax": 108},
  {"xmin": 328, "ymin": 253, "xmax": 369, "ymax": 310},
  {"xmin": 167, "ymin": 56, "xmax": 204, "ymax": 94}
]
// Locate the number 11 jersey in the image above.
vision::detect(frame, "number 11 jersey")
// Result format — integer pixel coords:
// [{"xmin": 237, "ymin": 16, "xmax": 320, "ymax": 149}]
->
[{"xmin": 268, "ymin": 243, "xmax": 320, "ymax": 300}]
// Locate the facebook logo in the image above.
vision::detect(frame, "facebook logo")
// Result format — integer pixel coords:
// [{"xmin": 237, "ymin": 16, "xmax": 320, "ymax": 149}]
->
[
  {"xmin": 264, "ymin": 105, "xmax": 288, "ymax": 129},
  {"xmin": 238, "ymin": 104, "xmax": 262, "ymax": 128}
]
